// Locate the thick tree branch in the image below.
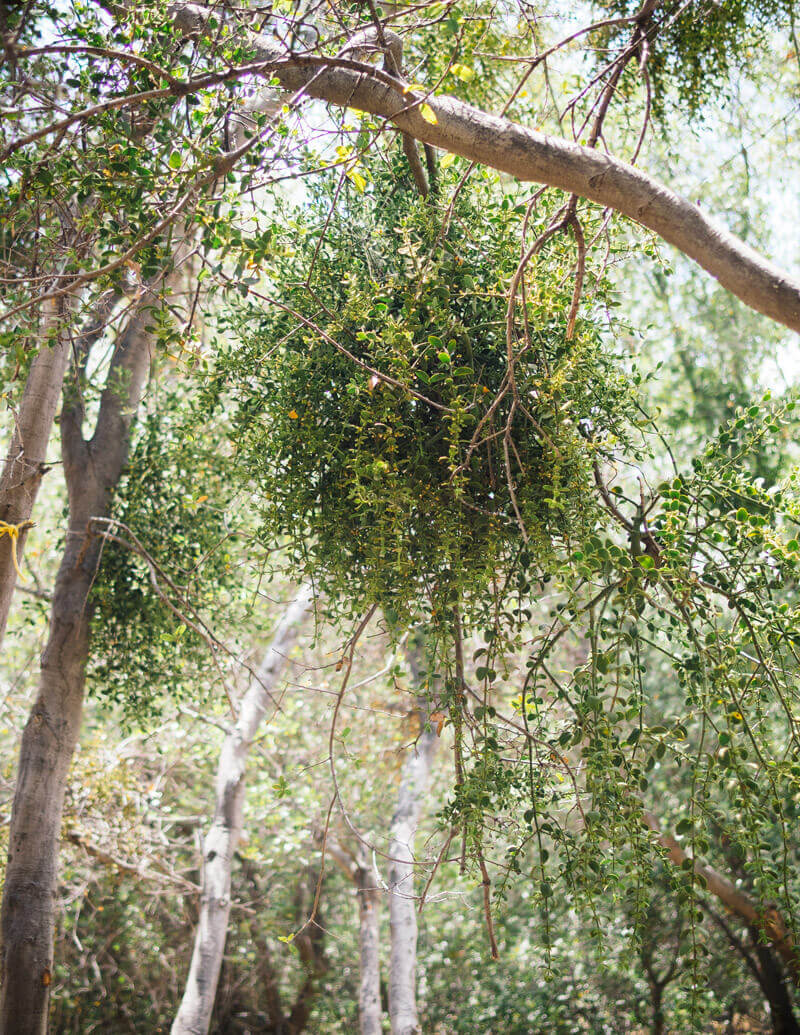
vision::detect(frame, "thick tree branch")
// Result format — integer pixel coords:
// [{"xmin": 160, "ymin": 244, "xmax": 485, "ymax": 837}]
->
[{"xmin": 166, "ymin": 6, "xmax": 800, "ymax": 334}]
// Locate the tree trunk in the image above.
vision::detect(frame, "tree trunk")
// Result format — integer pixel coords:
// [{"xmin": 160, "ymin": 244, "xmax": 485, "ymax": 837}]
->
[
  {"xmin": 388, "ymin": 652, "xmax": 439, "ymax": 1035},
  {"xmin": 325, "ymin": 839, "xmax": 383, "ymax": 1035},
  {"xmin": 748, "ymin": 927, "xmax": 800, "ymax": 1035},
  {"xmin": 172, "ymin": 585, "xmax": 312, "ymax": 1035},
  {"xmin": 355, "ymin": 859, "xmax": 382, "ymax": 1035},
  {"xmin": 0, "ymin": 291, "xmax": 119, "ymax": 650},
  {"xmin": 0, "ymin": 304, "xmax": 69, "ymax": 644},
  {"xmin": 285, "ymin": 868, "xmax": 327, "ymax": 1035},
  {"xmin": 0, "ymin": 296, "xmax": 159, "ymax": 1034},
  {"xmin": 649, "ymin": 980, "xmax": 664, "ymax": 1035}
]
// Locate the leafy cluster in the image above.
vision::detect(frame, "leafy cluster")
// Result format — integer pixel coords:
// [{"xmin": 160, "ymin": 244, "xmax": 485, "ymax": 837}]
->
[
  {"xmin": 88, "ymin": 391, "xmax": 238, "ymax": 721},
  {"xmin": 459, "ymin": 394, "xmax": 800, "ymax": 947},
  {"xmin": 597, "ymin": 0, "xmax": 798, "ymax": 115},
  {"xmin": 215, "ymin": 170, "xmax": 635, "ymax": 627}
]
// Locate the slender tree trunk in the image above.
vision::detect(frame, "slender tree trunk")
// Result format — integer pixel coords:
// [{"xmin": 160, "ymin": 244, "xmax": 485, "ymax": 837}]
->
[
  {"xmin": 284, "ymin": 867, "xmax": 327, "ymax": 1035},
  {"xmin": 1, "ymin": 301, "xmax": 69, "ymax": 644},
  {"xmin": 0, "ymin": 291, "xmax": 119, "ymax": 649},
  {"xmin": 172, "ymin": 585, "xmax": 312, "ymax": 1035},
  {"xmin": 748, "ymin": 928, "xmax": 800, "ymax": 1035},
  {"xmin": 0, "ymin": 295, "xmax": 160, "ymax": 1034},
  {"xmin": 325, "ymin": 839, "xmax": 383, "ymax": 1035},
  {"xmin": 388, "ymin": 650, "xmax": 439, "ymax": 1035},
  {"xmin": 649, "ymin": 980, "xmax": 664, "ymax": 1035},
  {"xmin": 355, "ymin": 858, "xmax": 382, "ymax": 1035}
]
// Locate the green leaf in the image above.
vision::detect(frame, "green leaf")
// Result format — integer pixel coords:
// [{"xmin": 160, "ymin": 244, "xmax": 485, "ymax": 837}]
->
[
  {"xmin": 449, "ymin": 62, "xmax": 475, "ymax": 82},
  {"xmin": 346, "ymin": 168, "xmax": 367, "ymax": 193},
  {"xmin": 420, "ymin": 103, "xmax": 438, "ymax": 125}
]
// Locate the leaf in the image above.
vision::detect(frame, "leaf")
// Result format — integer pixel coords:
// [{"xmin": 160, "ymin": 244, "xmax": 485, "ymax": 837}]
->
[
  {"xmin": 429, "ymin": 711, "xmax": 447, "ymax": 735},
  {"xmin": 420, "ymin": 103, "xmax": 438, "ymax": 125},
  {"xmin": 168, "ymin": 151, "xmax": 182, "ymax": 170},
  {"xmin": 450, "ymin": 62, "xmax": 475, "ymax": 81},
  {"xmin": 346, "ymin": 168, "xmax": 367, "ymax": 193},
  {"xmin": 440, "ymin": 151, "xmax": 456, "ymax": 169}
]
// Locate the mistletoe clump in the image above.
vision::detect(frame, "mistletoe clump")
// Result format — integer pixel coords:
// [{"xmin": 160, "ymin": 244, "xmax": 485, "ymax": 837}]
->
[
  {"xmin": 220, "ymin": 178, "xmax": 636, "ymax": 626},
  {"xmin": 89, "ymin": 391, "xmax": 238, "ymax": 721}
]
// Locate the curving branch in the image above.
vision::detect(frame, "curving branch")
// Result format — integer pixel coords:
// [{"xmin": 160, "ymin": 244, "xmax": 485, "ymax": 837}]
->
[{"xmin": 166, "ymin": 5, "xmax": 800, "ymax": 335}]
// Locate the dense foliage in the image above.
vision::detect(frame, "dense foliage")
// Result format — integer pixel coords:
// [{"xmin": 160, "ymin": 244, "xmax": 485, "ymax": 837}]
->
[
  {"xmin": 214, "ymin": 169, "xmax": 636, "ymax": 628},
  {"xmin": 598, "ymin": 0, "xmax": 799, "ymax": 115},
  {"xmin": 88, "ymin": 389, "xmax": 240, "ymax": 722}
]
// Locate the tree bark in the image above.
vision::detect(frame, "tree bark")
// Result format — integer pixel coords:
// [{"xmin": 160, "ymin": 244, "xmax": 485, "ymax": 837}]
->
[
  {"xmin": 326, "ymin": 839, "xmax": 383, "ymax": 1035},
  {"xmin": 748, "ymin": 927, "xmax": 800, "ymax": 1035},
  {"xmin": 0, "ymin": 291, "xmax": 121, "ymax": 651},
  {"xmin": 167, "ymin": 7, "xmax": 800, "ymax": 336},
  {"xmin": 0, "ymin": 293, "xmax": 162, "ymax": 1035},
  {"xmin": 285, "ymin": 867, "xmax": 327, "ymax": 1035},
  {"xmin": 356, "ymin": 860, "xmax": 382, "ymax": 1035},
  {"xmin": 172, "ymin": 585, "xmax": 313, "ymax": 1035},
  {"xmin": 650, "ymin": 981, "xmax": 664, "ymax": 1035},
  {"xmin": 387, "ymin": 651, "xmax": 439, "ymax": 1035}
]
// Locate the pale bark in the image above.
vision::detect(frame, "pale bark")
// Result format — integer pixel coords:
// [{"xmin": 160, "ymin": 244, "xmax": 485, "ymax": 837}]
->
[
  {"xmin": 644, "ymin": 812, "xmax": 799, "ymax": 984},
  {"xmin": 327, "ymin": 841, "xmax": 383, "ymax": 1035},
  {"xmin": 172, "ymin": 584, "xmax": 313, "ymax": 1035},
  {"xmin": 356, "ymin": 860, "xmax": 382, "ymax": 1035},
  {"xmin": 0, "ymin": 292, "xmax": 117, "ymax": 647},
  {"xmin": 165, "ymin": 8, "xmax": 800, "ymax": 336},
  {"xmin": 0, "ymin": 241, "xmax": 150, "ymax": 656},
  {"xmin": 0, "ymin": 303, "xmax": 68, "ymax": 645},
  {"xmin": 0, "ymin": 290, "xmax": 165, "ymax": 1034},
  {"xmin": 388, "ymin": 652, "xmax": 439, "ymax": 1035}
]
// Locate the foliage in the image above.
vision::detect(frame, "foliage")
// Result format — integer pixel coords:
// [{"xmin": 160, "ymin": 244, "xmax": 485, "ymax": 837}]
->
[
  {"xmin": 596, "ymin": 0, "xmax": 799, "ymax": 116},
  {"xmin": 445, "ymin": 394, "xmax": 800, "ymax": 969},
  {"xmin": 0, "ymin": 0, "xmax": 283, "ymax": 378},
  {"xmin": 213, "ymin": 164, "xmax": 636, "ymax": 629},
  {"xmin": 88, "ymin": 389, "xmax": 240, "ymax": 723}
]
